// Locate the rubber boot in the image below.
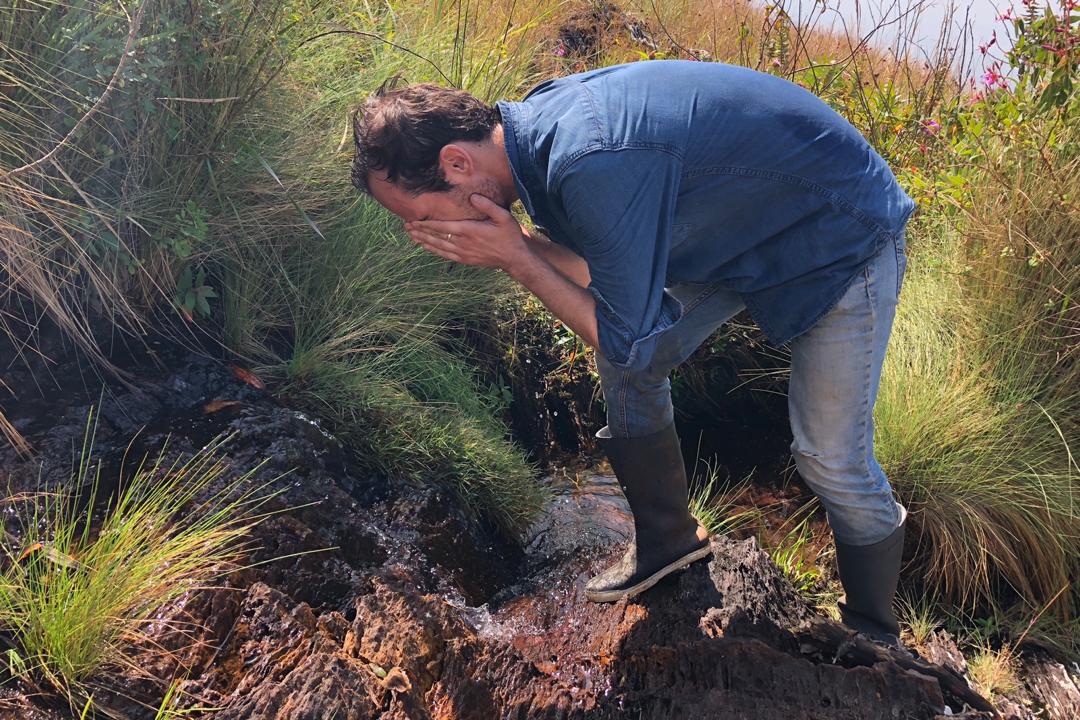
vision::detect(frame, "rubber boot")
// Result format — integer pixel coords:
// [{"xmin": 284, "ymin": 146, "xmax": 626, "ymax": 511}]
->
[
  {"xmin": 585, "ymin": 423, "xmax": 711, "ymax": 603},
  {"xmin": 834, "ymin": 505, "xmax": 907, "ymax": 646}
]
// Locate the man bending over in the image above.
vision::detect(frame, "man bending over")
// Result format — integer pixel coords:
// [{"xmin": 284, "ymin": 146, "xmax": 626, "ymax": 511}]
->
[{"xmin": 351, "ymin": 60, "xmax": 914, "ymax": 647}]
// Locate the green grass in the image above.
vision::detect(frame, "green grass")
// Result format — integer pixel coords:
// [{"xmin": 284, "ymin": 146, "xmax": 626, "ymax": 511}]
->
[
  {"xmin": 764, "ymin": 508, "xmax": 828, "ymax": 600},
  {"xmin": 967, "ymin": 643, "xmax": 1021, "ymax": 698},
  {"xmin": 0, "ymin": 412, "xmax": 276, "ymax": 704},
  {"xmin": 688, "ymin": 463, "xmax": 761, "ymax": 538},
  {"xmin": 897, "ymin": 592, "xmax": 942, "ymax": 648},
  {"xmin": 290, "ymin": 358, "xmax": 545, "ymax": 536},
  {"xmin": 874, "ymin": 114, "xmax": 1079, "ymax": 616}
]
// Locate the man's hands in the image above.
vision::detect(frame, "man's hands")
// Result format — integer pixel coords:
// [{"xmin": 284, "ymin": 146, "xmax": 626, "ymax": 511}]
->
[
  {"xmin": 405, "ymin": 192, "xmax": 601, "ymax": 351},
  {"xmin": 405, "ymin": 194, "xmax": 531, "ymax": 273}
]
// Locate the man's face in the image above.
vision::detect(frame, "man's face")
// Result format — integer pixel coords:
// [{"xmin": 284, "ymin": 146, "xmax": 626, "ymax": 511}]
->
[
  {"xmin": 366, "ymin": 139, "xmax": 512, "ymax": 223},
  {"xmin": 368, "ymin": 173, "xmax": 498, "ymax": 223},
  {"xmin": 369, "ymin": 167, "xmax": 511, "ymax": 227}
]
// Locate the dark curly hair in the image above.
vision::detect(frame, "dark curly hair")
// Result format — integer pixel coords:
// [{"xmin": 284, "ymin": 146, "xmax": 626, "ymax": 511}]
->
[{"xmin": 351, "ymin": 79, "xmax": 501, "ymax": 196}]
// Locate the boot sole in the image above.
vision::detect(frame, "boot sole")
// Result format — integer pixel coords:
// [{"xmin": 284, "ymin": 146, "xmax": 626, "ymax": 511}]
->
[{"xmin": 586, "ymin": 542, "xmax": 712, "ymax": 603}]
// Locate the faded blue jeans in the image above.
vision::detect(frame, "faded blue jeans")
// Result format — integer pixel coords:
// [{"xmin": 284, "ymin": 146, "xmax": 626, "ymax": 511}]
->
[{"xmin": 595, "ymin": 233, "xmax": 908, "ymax": 547}]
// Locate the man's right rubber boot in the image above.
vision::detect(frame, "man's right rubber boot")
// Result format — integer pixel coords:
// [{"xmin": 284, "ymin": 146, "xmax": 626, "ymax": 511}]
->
[
  {"xmin": 585, "ymin": 423, "xmax": 711, "ymax": 603},
  {"xmin": 834, "ymin": 505, "xmax": 907, "ymax": 647}
]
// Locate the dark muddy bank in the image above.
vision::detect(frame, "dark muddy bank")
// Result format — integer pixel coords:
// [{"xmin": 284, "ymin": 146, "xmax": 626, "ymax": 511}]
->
[{"xmin": 0, "ymin": 339, "xmax": 1073, "ymax": 719}]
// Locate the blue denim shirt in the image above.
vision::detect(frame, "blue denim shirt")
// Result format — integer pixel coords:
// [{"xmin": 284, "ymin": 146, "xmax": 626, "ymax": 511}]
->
[{"xmin": 496, "ymin": 60, "xmax": 915, "ymax": 371}]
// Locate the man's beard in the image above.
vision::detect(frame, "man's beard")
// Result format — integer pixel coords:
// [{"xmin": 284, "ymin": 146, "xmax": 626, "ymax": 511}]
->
[{"xmin": 451, "ymin": 177, "xmax": 508, "ymax": 218}]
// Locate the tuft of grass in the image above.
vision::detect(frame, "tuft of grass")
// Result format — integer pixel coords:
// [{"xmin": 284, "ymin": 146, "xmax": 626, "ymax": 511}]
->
[
  {"xmin": 967, "ymin": 644, "xmax": 1021, "ymax": 699},
  {"xmin": 0, "ymin": 411, "xmax": 276, "ymax": 703},
  {"xmin": 768, "ymin": 519, "xmax": 822, "ymax": 598},
  {"xmin": 0, "ymin": 0, "xmax": 305, "ymax": 366},
  {"xmin": 897, "ymin": 592, "xmax": 941, "ymax": 648},
  {"xmin": 760, "ymin": 502, "xmax": 839, "ymax": 610},
  {"xmin": 290, "ymin": 358, "xmax": 546, "ymax": 538},
  {"xmin": 688, "ymin": 463, "xmax": 761, "ymax": 538}
]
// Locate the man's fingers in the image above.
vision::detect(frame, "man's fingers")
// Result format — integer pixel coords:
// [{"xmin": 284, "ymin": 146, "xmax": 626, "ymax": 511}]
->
[
  {"xmin": 409, "ymin": 229, "xmax": 465, "ymax": 262},
  {"xmin": 409, "ymin": 218, "xmax": 474, "ymax": 235},
  {"xmin": 415, "ymin": 237, "xmax": 461, "ymax": 263},
  {"xmin": 409, "ymin": 228, "xmax": 459, "ymax": 251},
  {"xmin": 469, "ymin": 193, "xmax": 511, "ymax": 222}
]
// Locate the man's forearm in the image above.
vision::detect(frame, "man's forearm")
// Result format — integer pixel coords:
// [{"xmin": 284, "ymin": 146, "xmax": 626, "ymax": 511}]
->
[
  {"xmin": 508, "ymin": 248, "xmax": 599, "ymax": 350},
  {"xmin": 520, "ymin": 228, "xmax": 591, "ymax": 288}
]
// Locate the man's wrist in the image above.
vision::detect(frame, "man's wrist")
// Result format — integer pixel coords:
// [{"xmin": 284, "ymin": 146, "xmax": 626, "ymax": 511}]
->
[{"xmin": 505, "ymin": 242, "xmax": 543, "ymax": 282}]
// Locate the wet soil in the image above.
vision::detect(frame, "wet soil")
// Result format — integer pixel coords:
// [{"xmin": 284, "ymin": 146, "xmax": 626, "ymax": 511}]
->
[{"xmin": 0, "ymin": 338, "xmax": 1073, "ymax": 719}]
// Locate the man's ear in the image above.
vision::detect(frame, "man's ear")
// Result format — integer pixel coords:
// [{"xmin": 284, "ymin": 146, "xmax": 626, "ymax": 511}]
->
[{"xmin": 438, "ymin": 143, "xmax": 473, "ymax": 184}]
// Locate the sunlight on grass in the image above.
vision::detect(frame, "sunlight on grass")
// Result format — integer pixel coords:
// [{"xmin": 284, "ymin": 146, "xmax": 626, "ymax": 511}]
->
[
  {"xmin": 897, "ymin": 592, "xmax": 942, "ymax": 647},
  {"xmin": 967, "ymin": 644, "xmax": 1021, "ymax": 699},
  {"xmin": 0, "ymin": 411, "xmax": 277, "ymax": 702},
  {"xmin": 757, "ymin": 501, "xmax": 841, "ymax": 612},
  {"xmin": 877, "ymin": 173, "xmax": 1079, "ymax": 614}
]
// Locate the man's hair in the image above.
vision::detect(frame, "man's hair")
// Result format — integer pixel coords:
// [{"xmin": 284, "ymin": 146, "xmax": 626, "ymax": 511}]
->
[{"xmin": 351, "ymin": 80, "xmax": 501, "ymax": 195}]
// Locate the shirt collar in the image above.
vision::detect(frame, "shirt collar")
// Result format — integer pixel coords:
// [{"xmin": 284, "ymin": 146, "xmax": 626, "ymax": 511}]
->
[{"xmin": 496, "ymin": 100, "xmax": 543, "ymax": 218}]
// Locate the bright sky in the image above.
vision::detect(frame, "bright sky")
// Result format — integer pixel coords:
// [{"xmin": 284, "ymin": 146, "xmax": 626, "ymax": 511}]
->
[{"xmin": 784, "ymin": 0, "xmax": 1019, "ymax": 78}]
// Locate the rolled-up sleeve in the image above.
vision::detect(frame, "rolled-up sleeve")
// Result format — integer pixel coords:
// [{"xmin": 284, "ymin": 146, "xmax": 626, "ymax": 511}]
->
[{"xmin": 557, "ymin": 148, "xmax": 684, "ymax": 371}]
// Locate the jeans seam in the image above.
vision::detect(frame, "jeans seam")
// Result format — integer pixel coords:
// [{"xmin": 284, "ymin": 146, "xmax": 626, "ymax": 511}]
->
[
  {"xmin": 859, "ymin": 265, "xmax": 876, "ymax": 493},
  {"xmin": 617, "ymin": 367, "xmax": 631, "ymax": 437},
  {"xmin": 894, "ymin": 236, "xmax": 906, "ymax": 299},
  {"xmin": 679, "ymin": 281, "xmax": 726, "ymax": 316}
]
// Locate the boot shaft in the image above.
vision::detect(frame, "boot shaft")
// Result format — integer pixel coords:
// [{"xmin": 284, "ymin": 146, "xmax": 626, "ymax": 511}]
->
[{"xmin": 596, "ymin": 423, "xmax": 697, "ymax": 537}]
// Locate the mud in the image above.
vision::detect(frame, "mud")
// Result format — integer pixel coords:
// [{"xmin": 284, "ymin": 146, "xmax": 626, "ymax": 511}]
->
[{"xmin": 0, "ymin": 340, "xmax": 1071, "ymax": 719}]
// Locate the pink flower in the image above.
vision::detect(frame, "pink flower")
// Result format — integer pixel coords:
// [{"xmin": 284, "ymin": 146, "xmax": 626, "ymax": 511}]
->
[
  {"xmin": 921, "ymin": 118, "xmax": 941, "ymax": 135},
  {"xmin": 979, "ymin": 30, "xmax": 998, "ymax": 55},
  {"xmin": 996, "ymin": 7, "xmax": 1013, "ymax": 21},
  {"xmin": 981, "ymin": 62, "xmax": 1010, "ymax": 90}
]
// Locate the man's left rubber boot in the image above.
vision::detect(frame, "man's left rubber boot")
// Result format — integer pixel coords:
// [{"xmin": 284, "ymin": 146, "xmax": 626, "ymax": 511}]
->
[
  {"xmin": 585, "ymin": 423, "xmax": 711, "ymax": 603},
  {"xmin": 834, "ymin": 506, "xmax": 907, "ymax": 647}
]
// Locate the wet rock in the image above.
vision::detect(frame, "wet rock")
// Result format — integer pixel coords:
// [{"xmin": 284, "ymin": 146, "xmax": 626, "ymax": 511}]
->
[
  {"xmin": 177, "ymin": 583, "xmax": 385, "ymax": 719},
  {"xmin": 0, "ymin": 688, "xmax": 65, "ymax": 720},
  {"xmin": 522, "ymin": 473, "xmax": 632, "ymax": 566},
  {"xmin": 344, "ymin": 572, "xmax": 472, "ymax": 695}
]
